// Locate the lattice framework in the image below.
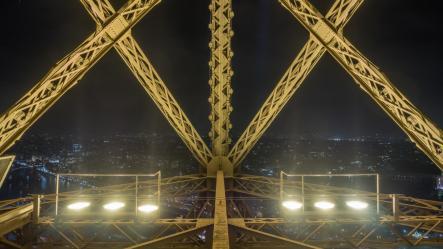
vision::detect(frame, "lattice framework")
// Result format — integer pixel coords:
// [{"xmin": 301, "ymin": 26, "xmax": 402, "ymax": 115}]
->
[{"xmin": 0, "ymin": 0, "xmax": 442, "ymax": 248}]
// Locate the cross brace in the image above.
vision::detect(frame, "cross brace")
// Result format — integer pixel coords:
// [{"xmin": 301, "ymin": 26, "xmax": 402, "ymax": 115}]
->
[
  {"xmin": 275, "ymin": 0, "xmax": 443, "ymax": 170},
  {"xmin": 230, "ymin": 0, "xmax": 443, "ymax": 172},
  {"xmin": 228, "ymin": 0, "xmax": 363, "ymax": 168},
  {"xmin": 81, "ymin": 0, "xmax": 213, "ymax": 167},
  {"xmin": 0, "ymin": 0, "xmax": 162, "ymax": 158}
]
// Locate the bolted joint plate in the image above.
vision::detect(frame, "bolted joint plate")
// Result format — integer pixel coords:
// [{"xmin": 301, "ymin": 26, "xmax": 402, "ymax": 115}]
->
[
  {"xmin": 207, "ymin": 156, "xmax": 233, "ymax": 177},
  {"xmin": 105, "ymin": 15, "xmax": 129, "ymax": 40},
  {"xmin": 312, "ymin": 19, "xmax": 336, "ymax": 44}
]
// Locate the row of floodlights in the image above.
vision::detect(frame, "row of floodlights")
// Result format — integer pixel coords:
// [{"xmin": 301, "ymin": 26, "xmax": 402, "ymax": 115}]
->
[
  {"xmin": 282, "ymin": 200, "xmax": 369, "ymax": 211},
  {"xmin": 66, "ymin": 201, "xmax": 159, "ymax": 213}
]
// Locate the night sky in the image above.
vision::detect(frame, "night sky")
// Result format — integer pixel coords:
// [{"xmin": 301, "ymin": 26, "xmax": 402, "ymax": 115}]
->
[{"xmin": 1, "ymin": 0, "xmax": 442, "ymax": 141}]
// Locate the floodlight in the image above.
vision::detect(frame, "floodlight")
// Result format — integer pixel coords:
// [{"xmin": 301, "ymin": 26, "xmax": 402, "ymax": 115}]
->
[
  {"xmin": 67, "ymin": 201, "xmax": 90, "ymax": 210},
  {"xmin": 103, "ymin": 201, "xmax": 125, "ymax": 211},
  {"xmin": 282, "ymin": 200, "xmax": 303, "ymax": 210},
  {"xmin": 138, "ymin": 204, "xmax": 159, "ymax": 213},
  {"xmin": 346, "ymin": 200, "xmax": 369, "ymax": 210},
  {"xmin": 314, "ymin": 201, "xmax": 335, "ymax": 210}
]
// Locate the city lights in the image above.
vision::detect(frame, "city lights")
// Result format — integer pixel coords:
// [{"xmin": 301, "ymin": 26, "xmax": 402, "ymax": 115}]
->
[
  {"xmin": 314, "ymin": 201, "xmax": 335, "ymax": 210},
  {"xmin": 138, "ymin": 204, "xmax": 159, "ymax": 213},
  {"xmin": 346, "ymin": 200, "xmax": 369, "ymax": 210},
  {"xmin": 282, "ymin": 200, "xmax": 303, "ymax": 210},
  {"xmin": 103, "ymin": 201, "xmax": 125, "ymax": 211},
  {"xmin": 67, "ymin": 201, "xmax": 91, "ymax": 210}
]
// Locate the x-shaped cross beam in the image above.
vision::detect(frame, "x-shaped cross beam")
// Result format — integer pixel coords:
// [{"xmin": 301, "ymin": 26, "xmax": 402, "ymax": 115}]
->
[
  {"xmin": 80, "ymin": 0, "xmax": 213, "ymax": 167},
  {"xmin": 279, "ymin": 0, "xmax": 443, "ymax": 169},
  {"xmin": 0, "ymin": 0, "xmax": 213, "ymax": 168},
  {"xmin": 228, "ymin": 0, "xmax": 364, "ymax": 167},
  {"xmin": 230, "ymin": 0, "xmax": 443, "ymax": 171},
  {"xmin": 0, "ymin": 0, "xmax": 441, "ymax": 176}
]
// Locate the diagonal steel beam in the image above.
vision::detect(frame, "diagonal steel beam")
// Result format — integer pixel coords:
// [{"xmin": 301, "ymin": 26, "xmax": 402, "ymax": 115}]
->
[
  {"xmin": 413, "ymin": 220, "xmax": 441, "ymax": 246},
  {"xmin": 49, "ymin": 224, "xmax": 80, "ymax": 249},
  {"xmin": 279, "ymin": 0, "xmax": 443, "ymax": 171},
  {"xmin": 302, "ymin": 223, "xmax": 325, "ymax": 242},
  {"xmin": 231, "ymin": 223, "xmax": 322, "ymax": 249},
  {"xmin": 228, "ymin": 0, "xmax": 364, "ymax": 168},
  {"xmin": 124, "ymin": 224, "xmax": 211, "ymax": 249},
  {"xmin": 0, "ymin": 155, "xmax": 15, "ymax": 188},
  {"xmin": 80, "ymin": 0, "xmax": 213, "ymax": 167},
  {"xmin": 113, "ymin": 224, "xmax": 137, "ymax": 244},
  {"xmin": 0, "ymin": 0, "xmax": 161, "ymax": 157}
]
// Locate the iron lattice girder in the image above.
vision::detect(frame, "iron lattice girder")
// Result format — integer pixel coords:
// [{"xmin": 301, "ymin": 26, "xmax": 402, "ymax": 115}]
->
[
  {"xmin": 1, "ymin": 175, "xmax": 443, "ymax": 248},
  {"xmin": 80, "ymin": 0, "xmax": 213, "ymax": 167},
  {"xmin": 0, "ymin": 0, "xmax": 442, "ymax": 247},
  {"xmin": 3, "ymin": 218, "xmax": 443, "ymax": 248},
  {"xmin": 209, "ymin": 0, "xmax": 234, "ymax": 156},
  {"xmin": 0, "ymin": 0, "xmax": 161, "ymax": 156},
  {"xmin": 278, "ymin": 0, "xmax": 443, "ymax": 169},
  {"xmin": 228, "ymin": 0, "xmax": 364, "ymax": 167},
  {"xmin": 231, "ymin": 219, "xmax": 443, "ymax": 248},
  {"xmin": 231, "ymin": 175, "xmax": 443, "ymax": 215}
]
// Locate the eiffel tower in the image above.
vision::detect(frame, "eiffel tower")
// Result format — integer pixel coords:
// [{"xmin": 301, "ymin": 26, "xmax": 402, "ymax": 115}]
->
[{"xmin": 0, "ymin": 0, "xmax": 442, "ymax": 248}]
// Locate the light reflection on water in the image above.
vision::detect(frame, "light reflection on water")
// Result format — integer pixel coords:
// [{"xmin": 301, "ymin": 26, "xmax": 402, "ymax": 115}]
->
[{"xmin": 0, "ymin": 168, "xmax": 74, "ymax": 199}]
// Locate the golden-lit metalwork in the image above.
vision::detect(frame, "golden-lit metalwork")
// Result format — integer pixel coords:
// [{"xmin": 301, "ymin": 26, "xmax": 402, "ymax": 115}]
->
[
  {"xmin": 1, "ymin": 177, "xmax": 442, "ymax": 248},
  {"xmin": 212, "ymin": 171, "xmax": 230, "ymax": 249},
  {"xmin": 208, "ymin": 0, "xmax": 234, "ymax": 157},
  {"xmin": 0, "ymin": 0, "xmax": 443, "ymax": 248},
  {"xmin": 229, "ymin": 0, "xmax": 364, "ymax": 168},
  {"xmin": 0, "ymin": 155, "xmax": 14, "ymax": 188},
  {"xmin": 81, "ymin": 0, "xmax": 213, "ymax": 167},
  {"xmin": 278, "ymin": 0, "xmax": 443, "ymax": 170},
  {"xmin": 0, "ymin": 0, "xmax": 161, "ymax": 157}
]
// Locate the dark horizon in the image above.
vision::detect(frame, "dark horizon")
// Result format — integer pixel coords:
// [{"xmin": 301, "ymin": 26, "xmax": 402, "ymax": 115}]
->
[{"xmin": 1, "ymin": 0, "xmax": 442, "ymax": 140}]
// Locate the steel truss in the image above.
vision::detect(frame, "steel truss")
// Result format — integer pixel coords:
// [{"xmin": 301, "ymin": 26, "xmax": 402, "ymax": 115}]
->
[
  {"xmin": 277, "ymin": 0, "xmax": 443, "ymax": 169},
  {"xmin": 1, "ymin": 175, "xmax": 443, "ymax": 248},
  {"xmin": 0, "ymin": 0, "xmax": 443, "ymax": 248},
  {"xmin": 228, "ymin": 0, "xmax": 364, "ymax": 168},
  {"xmin": 208, "ymin": 0, "xmax": 234, "ymax": 157}
]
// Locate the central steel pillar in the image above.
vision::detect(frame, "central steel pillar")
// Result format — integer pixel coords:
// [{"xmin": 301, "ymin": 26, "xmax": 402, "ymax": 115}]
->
[
  {"xmin": 208, "ymin": 0, "xmax": 234, "ymax": 176},
  {"xmin": 212, "ymin": 171, "xmax": 230, "ymax": 249}
]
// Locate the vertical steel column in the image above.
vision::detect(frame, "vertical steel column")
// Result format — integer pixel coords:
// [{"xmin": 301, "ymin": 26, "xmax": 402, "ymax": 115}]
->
[
  {"xmin": 209, "ymin": 0, "xmax": 234, "ymax": 157},
  {"xmin": 376, "ymin": 174, "xmax": 380, "ymax": 215},
  {"xmin": 55, "ymin": 174, "xmax": 60, "ymax": 216},
  {"xmin": 135, "ymin": 176, "xmax": 139, "ymax": 217},
  {"xmin": 392, "ymin": 194, "xmax": 399, "ymax": 222},
  {"xmin": 32, "ymin": 195, "xmax": 41, "ymax": 224},
  {"xmin": 212, "ymin": 171, "xmax": 230, "ymax": 249}
]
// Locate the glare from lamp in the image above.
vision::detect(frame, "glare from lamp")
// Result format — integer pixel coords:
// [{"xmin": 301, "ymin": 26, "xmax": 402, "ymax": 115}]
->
[
  {"xmin": 103, "ymin": 201, "xmax": 125, "ymax": 211},
  {"xmin": 67, "ymin": 201, "xmax": 91, "ymax": 211},
  {"xmin": 346, "ymin": 200, "xmax": 369, "ymax": 210},
  {"xmin": 314, "ymin": 201, "xmax": 335, "ymax": 210},
  {"xmin": 138, "ymin": 204, "xmax": 159, "ymax": 213},
  {"xmin": 282, "ymin": 200, "xmax": 303, "ymax": 210}
]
